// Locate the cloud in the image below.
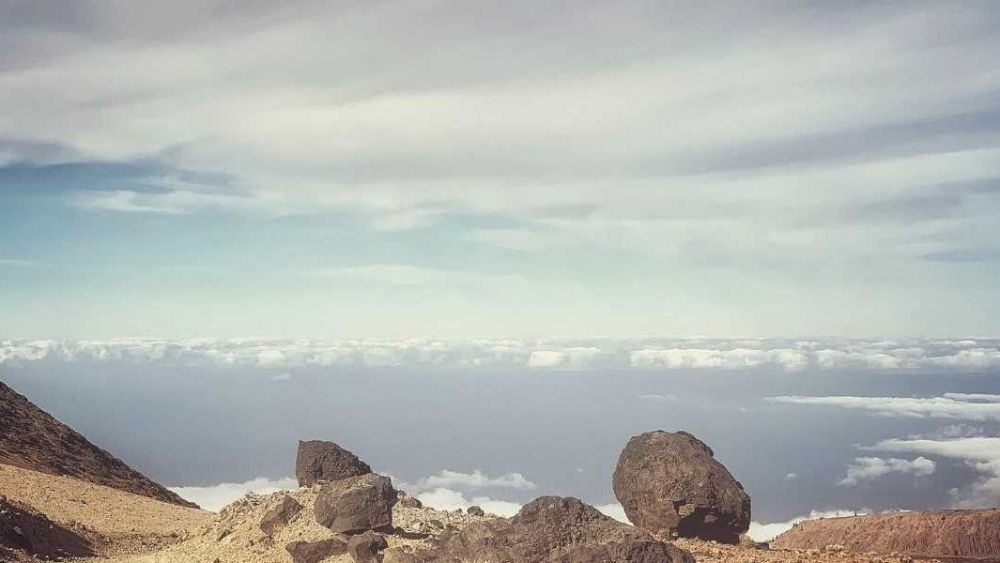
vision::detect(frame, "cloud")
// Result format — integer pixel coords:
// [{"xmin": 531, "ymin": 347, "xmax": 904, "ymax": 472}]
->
[
  {"xmin": 3, "ymin": 338, "xmax": 1000, "ymax": 371},
  {"xmin": 168, "ymin": 476, "xmax": 297, "ymax": 512},
  {"xmin": 595, "ymin": 503, "xmax": 630, "ymax": 524},
  {"xmin": 414, "ymin": 488, "xmax": 522, "ymax": 517},
  {"xmin": 418, "ymin": 469, "xmax": 536, "ymax": 491},
  {"xmin": 784, "ymin": 472, "xmax": 798, "ymax": 481},
  {"xmin": 767, "ymin": 394, "xmax": 1000, "ymax": 421},
  {"xmin": 3, "ymin": 0, "xmax": 1000, "ymax": 287},
  {"xmin": 0, "ymin": 258, "xmax": 35, "ymax": 267},
  {"xmin": 747, "ymin": 509, "xmax": 869, "ymax": 543},
  {"xmin": 837, "ymin": 457, "xmax": 935, "ymax": 486},
  {"xmin": 638, "ymin": 393, "xmax": 679, "ymax": 402},
  {"xmin": 871, "ymin": 437, "xmax": 1000, "ymax": 508},
  {"xmin": 318, "ymin": 264, "xmax": 521, "ymax": 287},
  {"xmin": 270, "ymin": 372, "xmax": 292, "ymax": 381}
]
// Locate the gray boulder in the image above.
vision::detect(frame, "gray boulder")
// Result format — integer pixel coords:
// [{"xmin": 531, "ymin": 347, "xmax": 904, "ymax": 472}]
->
[
  {"xmin": 313, "ymin": 473, "xmax": 398, "ymax": 534},
  {"xmin": 296, "ymin": 440, "xmax": 372, "ymax": 486}
]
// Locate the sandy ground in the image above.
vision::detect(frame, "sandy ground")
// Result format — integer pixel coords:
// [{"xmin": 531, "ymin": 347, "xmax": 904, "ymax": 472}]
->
[
  {"xmin": 0, "ymin": 463, "xmax": 948, "ymax": 563},
  {"xmin": 0, "ymin": 463, "xmax": 212, "ymax": 556}
]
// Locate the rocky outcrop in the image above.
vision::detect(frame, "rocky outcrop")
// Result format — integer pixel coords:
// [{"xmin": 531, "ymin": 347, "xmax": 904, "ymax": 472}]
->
[
  {"xmin": 418, "ymin": 496, "xmax": 695, "ymax": 563},
  {"xmin": 0, "ymin": 380, "xmax": 197, "ymax": 509},
  {"xmin": 348, "ymin": 530, "xmax": 388, "ymax": 563},
  {"xmin": 771, "ymin": 509, "xmax": 1000, "ymax": 559},
  {"xmin": 259, "ymin": 494, "xmax": 302, "ymax": 536},
  {"xmin": 1, "ymin": 495, "xmax": 94, "ymax": 560},
  {"xmin": 285, "ymin": 537, "xmax": 348, "ymax": 563},
  {"xmin": 613, "ymin": 430, "xmax": 750, "ymax": 543},
  {"xmin": 296, "ymin": 440, "xmax": 373, "ymax": 486},
  {"xmin": 313, "ymin": 473, "xmax": 398, "ymax": 534},
  {"xmin": 466, "ymin": 505, "xmax": 485, "ymax": 517}
]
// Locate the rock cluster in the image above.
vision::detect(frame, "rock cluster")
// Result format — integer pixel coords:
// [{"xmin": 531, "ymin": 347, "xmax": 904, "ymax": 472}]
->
[
  {"xmin": 410, "ymin": 496, "xmax": 695, "ymax": 563},
  {"xmin": 613, "ymin": 430, "xmax": 751, "ymax": 543},
  {"xmin": 283, "ymin": 440, "xmax": 397, "ymax": 562}
]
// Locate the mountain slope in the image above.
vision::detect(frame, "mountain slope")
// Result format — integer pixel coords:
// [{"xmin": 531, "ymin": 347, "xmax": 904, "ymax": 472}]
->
[
  {"xmin": 772, "ymin": 509, "xmax": 1000, "ymax": 559},
  {"xmin": 0, "ymin": 380, "xmax": 196, "ymax": 508}
]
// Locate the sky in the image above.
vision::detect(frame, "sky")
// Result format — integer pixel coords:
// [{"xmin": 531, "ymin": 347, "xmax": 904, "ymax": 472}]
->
[{"xmin": 2, "ymin": 1, "xmax": 1000, "ymax": 338}]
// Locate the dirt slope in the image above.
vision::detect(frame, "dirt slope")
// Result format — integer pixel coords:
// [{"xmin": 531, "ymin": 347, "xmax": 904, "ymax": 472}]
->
[
  {"xmin": 0, "ymin": 464, "xmax": 211, "ymax": 558},
  {"xmin": 0, "ymin": 380, "xmax": 196, "ymax": 508},
  {"xmin": 772, "ymin": 509, "xmax": 1000, "ymax": 559}
]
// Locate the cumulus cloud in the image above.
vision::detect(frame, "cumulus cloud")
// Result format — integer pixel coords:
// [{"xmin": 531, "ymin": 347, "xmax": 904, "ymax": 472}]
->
[
  {"xmin": 3, "ymin": 338, "xmax": 999, "ymax": 371},
  {"xmin": 747, "ymin": 509, "xmax": 869, "ymax": 543},
  {"xmin": 837, "ymin": 457, "xmax": 935, "ymax": 486},
  {"xmin": 871, "ymin": 437, "xmax": 1000, "ymax": 508},
  {"xmin": 168, "ymin": 476, "xmax": 297, "ymax": 512},
  {"xmin": 767, "ymin": 394, "xmax": 1000, "ymax": 421},
  {"xmin": 418, "ymin": 469, "xmax": 536, "ymax": 491},
  {"xmin": 415, "ymin": 488, "xmax": 522, "ymax": 517}
]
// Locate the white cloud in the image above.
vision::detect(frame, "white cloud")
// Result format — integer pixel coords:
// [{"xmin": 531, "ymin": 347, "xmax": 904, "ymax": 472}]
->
[
  {"xmin": 419, "ymin": 469, "xmax": 536, "ymax": 491},
  {"xmin": 837, "ymin": 457, "xmax": 935, "ymax": 486},
  {"xmin": 638, "ymin": 393, "xmax": 679, "ymax": 402},
  {"xmin": 270, "ymin": 372, "xmax": 293, "ymax": 381},
  {"xmin": 168, "ymin": 476, "xmax": 297, "ymax": 512},
  {"xmin": 318, "ymin": 264, "xmax": 521, "ymax": 287},
  {"xmin": 767, "ymin": 394, "xmax": 1000, "ymax": 421},
  {"xmin": 872, "ymin": 437, "xmax": 1000, "ymax": 508},
  {"xmin": 415, "ymin": 487, "xmax": 522, "ymax": 517},
  {"xmin": 747, "ymin": 509, "xmax": 869, "ymax": 543},
  {"xmin": 784, "ymin": 472, "xmax": 798, "ymax": 481}
]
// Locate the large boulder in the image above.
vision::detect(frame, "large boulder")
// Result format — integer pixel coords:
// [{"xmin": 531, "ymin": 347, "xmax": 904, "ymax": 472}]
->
[
  {"xmin": 296, "ymin": 440, "xmax": 373, "ymax": 486},
  {"xmin": 313, "ymin": 473, "xmax": 398, "ymax": 534},
  {"xmin": 420, "ymin": 496, "xmax": 694, "ymax": 563},
  {"xmin": 613, "ymin": 430, "xmax": 750, "ymax": 543}
]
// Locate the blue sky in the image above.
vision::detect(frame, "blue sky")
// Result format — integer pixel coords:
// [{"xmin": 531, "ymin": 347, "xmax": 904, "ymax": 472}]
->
[{"xmin": 2, "ymin": 0, "xmax": 1000, "ymax": 338}]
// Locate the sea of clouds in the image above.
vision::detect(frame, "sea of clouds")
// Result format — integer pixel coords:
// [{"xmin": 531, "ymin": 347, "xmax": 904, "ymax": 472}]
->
[{"xmin": 2, "ymin": 338, "xmax": 999, "ymax": 371}]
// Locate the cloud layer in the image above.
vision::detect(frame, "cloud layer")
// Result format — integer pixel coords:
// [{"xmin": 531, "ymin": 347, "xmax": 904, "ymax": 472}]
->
[
  {"xmin": 3, "ymin": 338, "xmax": 999, "ymax": 371},
  {"xmin": 768, "ymin": 394, "xmax": 1000, "ymax": 421}
]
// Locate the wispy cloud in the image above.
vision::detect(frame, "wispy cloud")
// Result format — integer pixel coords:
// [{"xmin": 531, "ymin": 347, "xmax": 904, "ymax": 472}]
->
[
  {"xmin": 767, "ymin": 394, "xmax": 1000, "ymax": 421},
  {"xmin": 317, "ymin": 264, "xmax": 522, "ymax": 287}
]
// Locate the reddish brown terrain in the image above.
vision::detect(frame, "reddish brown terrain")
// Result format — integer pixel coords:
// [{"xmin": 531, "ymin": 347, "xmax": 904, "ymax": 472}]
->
[
  {"xmin": 772, "ymin": 509, "xmax": 1000, "ymax": 560},
  {"xmin": 0, "ymin": 380, "xmax": 196, "ymax": 508}
]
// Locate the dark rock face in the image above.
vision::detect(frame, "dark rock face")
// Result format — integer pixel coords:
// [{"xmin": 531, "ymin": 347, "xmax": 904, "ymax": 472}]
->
[
  {"xmin": 0, "ymin": 496, "xmax": 94, "ymax": 560},
  {"xmin": 313, "ymin": 473, "xmax": 398, "ymax": 534},
  {"xmin": 466, "ymin": 505, "xmax": 485, "ymax": 517},
  {"xmin": 348, "ymin": 530, "xmax": 388, "ymax": 563},
  {"xmin": 0, "ymin": 380, "xmax": 197, "ymax": 508},
  {"xmin": 613, "ymin": 430, "xmax": 750, "ymax": 544},
  {"xmin": 421, "ymin": 496, "xmax": 694, "ymax": 563},
  {"xmin": 260, "ymin": 495, "xmax": 303, "ymax": 536},
  {"xmin": 296, "ymin": 440, "xmax": 373, "ymax": 486},
  {"xmin": 285, "ymin": 538, "xmax": 348, "ymax": 563}
]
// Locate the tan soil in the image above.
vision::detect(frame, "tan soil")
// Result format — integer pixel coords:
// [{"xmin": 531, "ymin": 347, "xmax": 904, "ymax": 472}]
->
[
  {"xmin": 0, "ymin": 463, "xmax": 212, "ymax": 557},
  {"xmin": 99, "ymin": 486, "xmax": 491, "ymax": 563}
]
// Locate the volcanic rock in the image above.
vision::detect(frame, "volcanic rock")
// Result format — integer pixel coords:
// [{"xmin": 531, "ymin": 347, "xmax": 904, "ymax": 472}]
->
[
  {"xmin": 0, "ymin": 495, "xmax": 93, "ymax": 560},
  {"xmin": 0, "ymin": 380, "xmax": 197, "ymax": 508},
  {"xmin": 348, "ymin": 530, "xmax": 388, "ymax": 563},
  {"xmin": 613, "ymin": 430, "xmax": 750, "ymax": 543},
  {"xmin": 313, "ymin": 473, "xmax": 397, "ymax": 534},
  {"xmin": 259, "ymin": 494, "xmax": 302, "ymax": 536},
  {"xmin": 397, "ymin": 491, "xmax": 422, "ymax": 508},
  {"xmin": 285, "ymin": 537, "xmax": 348, "ymax": 563},
  {"xmin": 421, "ymin": 496, "xmax": 694, "ymax": 563},
  {"xmin": 771, "ymin": 509, "xmax": 1000, "ymax": 559},
  {"xmin": 466, "ymin": 505, "xmax": 485, "ymax": 517},
  {"xmin": 296, "ymin": 440, "xmax": 373, "ymax": 486}
]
